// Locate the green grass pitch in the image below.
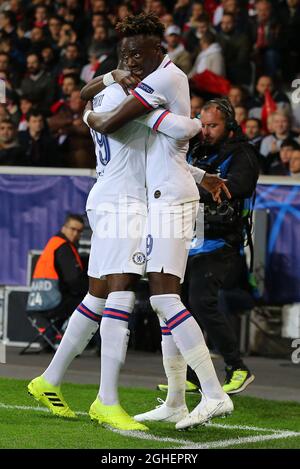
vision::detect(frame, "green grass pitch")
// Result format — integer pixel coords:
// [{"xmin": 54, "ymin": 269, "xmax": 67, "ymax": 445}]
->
[{"xmin": 0, "ymin": 377, "xmax": 300, "ymax": 449}]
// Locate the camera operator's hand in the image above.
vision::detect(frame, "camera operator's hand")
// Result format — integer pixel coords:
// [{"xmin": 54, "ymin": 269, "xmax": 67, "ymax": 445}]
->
[{"xmin": 200, "ymin": 173, "xmax": 231, "ymax": 203}]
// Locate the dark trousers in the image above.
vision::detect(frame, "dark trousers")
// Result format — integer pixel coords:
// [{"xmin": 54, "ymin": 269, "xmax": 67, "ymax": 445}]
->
[
  {"xmin": 182, "ymin": 246, "xmax": 245, "ymax": 382},
  {"xmin": 40, "ymin": 294, "xmax": 84, "ymax": 342}
]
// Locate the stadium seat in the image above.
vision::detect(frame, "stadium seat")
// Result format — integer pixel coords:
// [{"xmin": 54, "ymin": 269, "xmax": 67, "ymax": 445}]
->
[{"xmin": 19, "ymin": 312, "xmax": 63, "ymax": 355}]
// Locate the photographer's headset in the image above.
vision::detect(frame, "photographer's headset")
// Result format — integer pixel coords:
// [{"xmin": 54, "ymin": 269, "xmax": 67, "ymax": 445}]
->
[{"xmin": 205, "ymin": 97, "xmax": 239, "ymax": 133}]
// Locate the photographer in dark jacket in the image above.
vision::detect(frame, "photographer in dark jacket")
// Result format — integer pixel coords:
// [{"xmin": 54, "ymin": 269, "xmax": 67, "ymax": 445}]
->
[{"xmin": 183, "ymin": 97, "xmax": 259, "ymax": 395}]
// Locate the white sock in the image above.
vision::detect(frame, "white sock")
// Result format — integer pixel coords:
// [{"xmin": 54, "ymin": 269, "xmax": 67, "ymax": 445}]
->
[
  {"xmin": 99, "ymin": 291, "xmax": 135, "ymax": 406},
  {"xmin": 160, "ymin": 319, "xmax": 186, "ymax": 408},
  {"xmin": 151, "ymin": 294, "xmax": 224, "ymax": 400},
  {"xmin": 43, "ymin": 293, "xmax": 105, "ymax": 386}
]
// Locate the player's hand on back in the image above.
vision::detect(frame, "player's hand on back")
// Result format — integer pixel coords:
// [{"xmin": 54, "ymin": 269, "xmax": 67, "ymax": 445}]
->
[{"xmin": 112, "ymin": 70, "xmax": 140, "ymax": 95}]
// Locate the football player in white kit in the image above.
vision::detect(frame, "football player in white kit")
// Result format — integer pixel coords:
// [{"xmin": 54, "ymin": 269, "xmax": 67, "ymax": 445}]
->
[
  {"xmin": 85, "ymin": 13, "xmax": 234, "ymax": 430},
  {"xmin": 26, "ymin": 62, "xmax": 212, "ymax": 430}
]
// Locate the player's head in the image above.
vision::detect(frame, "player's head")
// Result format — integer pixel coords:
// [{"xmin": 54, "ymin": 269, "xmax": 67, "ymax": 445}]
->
[
  {"xmin": 116, "ymin": 13, "xmax": 165, "ymax": 80},
  {"xmin": 200, "ymin": 97, "xmax": 239, "ymax": 146}
]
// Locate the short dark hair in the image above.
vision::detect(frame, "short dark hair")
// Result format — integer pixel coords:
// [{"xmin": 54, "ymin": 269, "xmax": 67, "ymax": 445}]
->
[
  {"xmin": 246, "ymin": 118, "xmax": 262, "ymax": 129},
  {"xmin": 26, "ymin": 52, "xmax": 42, "ymax": 62},
  {"xmin": 201, "ymin": 31, "xmax": 216, "ymax": 46},
  {"xmin": 20, "ymin": 95, "xmax": 33, "ymax": 102},
  {"xmin": 198, "ymin": 13, "xmax": 210, "ymax": 24},
  {"xmin": 64, "ymin": 213, "xmax": 85, "ymax": 225},
  {"xmin": 1, "ymin": 11, "xmax": 16, "ymax": 25},
  {"xmin": 222, "ymin": 12, "xmax": 235, "ymax": 20},
  {"xmin": 281, "ymin": 138, "xmax": 300, "ymax": 150},
  {"xmin": 63, "ymin": 73, "xmax": 80, "ymax": 84},
  {"xmin": 27, "ymin": 109, "xmax": 44, "ymax": 120},
  {"xmin": 0, "ymin": 118, "xmax": 14, "ymax": 127},
  {"xmin": 115, "ymin": 12, "xmax": 165, "ymax": 39}
]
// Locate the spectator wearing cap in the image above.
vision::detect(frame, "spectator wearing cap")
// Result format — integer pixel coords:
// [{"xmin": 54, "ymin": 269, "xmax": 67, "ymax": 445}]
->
[
  {"xmin": 164, "ymin": 25, "xmax": 192, "ymax": 75},
  {"xmin": 188, "ymin": 31, "xmax": 225, "ymax": 77},
  {"xmin": 268, "ymin": 138, "xmax": 300, "ymax": 176}
]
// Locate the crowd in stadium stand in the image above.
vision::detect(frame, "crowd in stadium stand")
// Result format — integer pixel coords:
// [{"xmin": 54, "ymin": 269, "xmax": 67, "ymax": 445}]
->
[{"xmin": 0, "ymin": 0, "xmax": 300, "ymax": 175}]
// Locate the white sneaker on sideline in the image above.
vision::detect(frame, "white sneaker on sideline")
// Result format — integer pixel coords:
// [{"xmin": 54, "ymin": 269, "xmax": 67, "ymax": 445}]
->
[
  {"xmin": 134, "ymin": 399, "xmax": 189, "ymax": 423},
  {"xmin": 175, "ymin": 393, "xmax": 233, "ymax": 430}
]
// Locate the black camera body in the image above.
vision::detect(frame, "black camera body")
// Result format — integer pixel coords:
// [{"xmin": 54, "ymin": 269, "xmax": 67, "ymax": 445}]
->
[{"xmin": 204, "ymin": 200, "xmax": 238, "ymax": 225}]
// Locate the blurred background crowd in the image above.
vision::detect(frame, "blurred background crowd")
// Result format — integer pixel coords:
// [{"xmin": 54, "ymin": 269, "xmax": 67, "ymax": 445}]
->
[{"xmin": 0, "ymin": 0, "xmax": 300, "ymax": 175}]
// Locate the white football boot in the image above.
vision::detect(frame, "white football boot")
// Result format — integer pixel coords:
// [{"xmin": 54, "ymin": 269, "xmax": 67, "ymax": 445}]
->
[
  {"xmin": 134, "ymin": 398, "xmax": 189, "ymax": 423},
  {"xmin": 176, "ymin": 393, "xmax": 233, "ymax": 430}
]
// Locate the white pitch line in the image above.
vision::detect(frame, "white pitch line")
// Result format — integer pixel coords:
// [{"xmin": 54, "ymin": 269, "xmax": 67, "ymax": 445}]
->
[
  {"xmin": 0, "ymin": 402, "xmax": 87, "ymax": 415},
  {"xmin": 180, "ymin": 431, "xmax": 300, "ymax": 450},
  {"xmin": 208, "ymin": 422, "xmax": 285, "ymax": 434},
  {"xmin": 1, "ymin": 402, "xmax": 300, "ymax": 449},
  {"xmin": 107, "ymin": 427, "xmax": 208, "ymax": 448}
]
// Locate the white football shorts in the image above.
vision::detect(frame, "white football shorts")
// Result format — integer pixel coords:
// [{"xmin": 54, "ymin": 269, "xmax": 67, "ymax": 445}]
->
[
  {"xmin": 87, "ymin": 205, "xmax": 147, "ymax": 279},
  {"xmin": 144, "ymin": 201, "xmax": 199, "ymax": 283}
]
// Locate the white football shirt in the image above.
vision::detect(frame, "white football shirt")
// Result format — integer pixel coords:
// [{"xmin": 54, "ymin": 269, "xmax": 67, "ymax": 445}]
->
[
  {"xmin": 131, "ymin": 55, "xmax": 200, "ymax": 205},
  {"xmin": 86, "ymin": 84, "xmax": 148, "ymax": 210}
]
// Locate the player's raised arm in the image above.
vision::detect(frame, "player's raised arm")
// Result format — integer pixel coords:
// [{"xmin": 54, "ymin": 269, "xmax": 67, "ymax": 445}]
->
[
  {"xmin": 83, "ymin": 92, "xmax": 152, "ymax": 134},
  {"xmin": 80, "ymin": 69, "xmax": 140, "ymax": 101},
  {"xmin": 136, "ymin": 110, "xmax": 202, "ymax": 140}
]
